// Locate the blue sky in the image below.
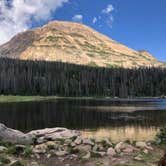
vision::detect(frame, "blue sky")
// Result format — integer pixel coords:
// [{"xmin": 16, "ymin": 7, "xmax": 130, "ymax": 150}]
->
[
  {"xmin": 54, "ymin": 0, "xmax": 166, "ymax": 62},
  {"xmin": 0, "ymin": 0, "xmax": 165, "ymax": 62}
]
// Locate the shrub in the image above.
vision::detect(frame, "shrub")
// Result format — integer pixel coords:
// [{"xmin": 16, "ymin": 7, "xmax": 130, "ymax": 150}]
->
[
  {"xmin": 23, "ymin": 146, "xmax": 33, "ymax": 158},
  {"xmin": 155, "ymin": 127, "xmax": 166, "ymax": 144}
]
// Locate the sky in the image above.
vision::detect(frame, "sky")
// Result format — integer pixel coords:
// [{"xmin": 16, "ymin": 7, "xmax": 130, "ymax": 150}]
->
[{"xmin": 0, "ymin": 0, "xmax": 165, "ymax": 62}]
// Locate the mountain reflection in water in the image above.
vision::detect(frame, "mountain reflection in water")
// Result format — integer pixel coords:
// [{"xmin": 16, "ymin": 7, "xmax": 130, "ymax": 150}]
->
[{"xmin": 0, "ymin": 98, "xmax": 166, "ymax": 142}]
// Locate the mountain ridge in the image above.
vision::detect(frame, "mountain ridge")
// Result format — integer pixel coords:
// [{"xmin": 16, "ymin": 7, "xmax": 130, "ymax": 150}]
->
[{"xmin": 0, "ymin": 20, "xmax": 164, "ymax": 68}]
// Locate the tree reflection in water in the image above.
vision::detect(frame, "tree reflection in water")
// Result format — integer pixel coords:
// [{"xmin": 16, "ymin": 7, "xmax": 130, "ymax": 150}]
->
[{"xmin": 0, "ymin": 98, "xmax": 166, "ymax": 141}]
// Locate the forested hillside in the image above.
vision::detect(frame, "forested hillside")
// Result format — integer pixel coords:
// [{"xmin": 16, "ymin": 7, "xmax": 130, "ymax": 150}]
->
[{"xmin": 0, "ymin": 58, "xmax": 165, "ymax": 97}]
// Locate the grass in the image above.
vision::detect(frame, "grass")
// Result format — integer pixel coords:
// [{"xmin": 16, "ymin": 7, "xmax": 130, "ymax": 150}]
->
[
  {"xmin": 88, "ymin": 62, "xmax": 98, "ymax": 67},
  {"xmin": 0, "ymin": 95, "xmax": 160, "ymax": 103},
  {"xmin": 0, "ymin": 95, "xmax": 60, "ymax": 103},
  {"xmin": 0, "ymin": 95, "xmax": 116, "ymax": 103}
]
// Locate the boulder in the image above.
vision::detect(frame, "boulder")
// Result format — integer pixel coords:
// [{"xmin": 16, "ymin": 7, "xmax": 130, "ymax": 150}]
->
[
  {"xmin": 0, "ymin": 123, "xmax": 80, "ymax": 145},
  {"xmin": 29, "ymin": 128, "xmax": 80, "ymax": 141},
  {"xmin": 0, "ymin": 123, "xmax": 33, "ymax": 144}
]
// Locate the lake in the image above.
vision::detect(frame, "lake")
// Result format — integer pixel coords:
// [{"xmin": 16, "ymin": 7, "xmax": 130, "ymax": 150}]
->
[{"xmin": 0, "ymin": 98, "xmax": 166, "ymax": 142}]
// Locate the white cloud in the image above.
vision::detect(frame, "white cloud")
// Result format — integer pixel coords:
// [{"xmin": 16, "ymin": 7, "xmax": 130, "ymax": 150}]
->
[
  {"xmin": 72, "ymin": 14, "xmax": 83, "ymax": 23},
  {"xmin": 92, "ymin": 17, "xmax": 97, "ymax": 24},
  {"xmin": 102, "ymin": 4, "xmax": 114, "ymax": 28},
  {"xmin": 0, "ymin": 0, "xmax": 68, "ymax": 45},
  {"xmin": 102, "ymin": 4, "xmax": 114, "ymax": 14}
]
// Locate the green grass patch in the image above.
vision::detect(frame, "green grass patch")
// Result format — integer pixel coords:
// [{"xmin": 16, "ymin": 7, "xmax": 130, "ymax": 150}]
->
[
  {"xmin": 0, "ymin": 95, "xmax": 60, "ymax": 103},
  {"xmin": 88, "ymin": 62, "xmax": 98, "ymax": 67}
]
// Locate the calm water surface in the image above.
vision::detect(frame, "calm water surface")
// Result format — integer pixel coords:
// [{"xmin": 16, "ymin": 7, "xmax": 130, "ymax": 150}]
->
[{"xmin": 0, "ymin": 98, "xmax": 166, "ymax": 142}]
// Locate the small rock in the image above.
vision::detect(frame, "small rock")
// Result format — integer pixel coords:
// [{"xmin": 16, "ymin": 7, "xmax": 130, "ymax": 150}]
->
[
  {"xmin": 46, "ymin": 141, "xmax": 56, "ymax": 149},
  {"xmin": 74, "ymin": 137, "xmax": 82, "ymax": 145},
  {"xmin": 114, "ymin": 142, "xmax": 123, "ymax": 153},
  {"xmin": 107, "ymin": 147, "xmax": 116, "ymax": 157},
  {"xmin": 92, "ymin": 144, "xmax": 98, "ymax": 151},
  {"xmin": 33, "ymin": 149, "xmax": 46, "ymax": 154},
  {"xmin": 143, "ymin": 149, "xmax": 149, "ymax": 154},
  {"xmin": 123, "ymin": 147, "xmax": 134, "ymax": 153},
  {"xmin": 33, "ymin": 144, "xmax": 47, "ymax": 154},
  {"xmin": 134, "ymin": 156, "xmax": 143, "ymax": 161},
  {"xmin": 34, "ymin": 153, "xmax": 40, "ymax": 159},
  {"xmin": 65, "ymin": 139, "xmax": 72, "ymax": 145},
  {"xmin": 119, "ymin": 161, "xmax": 127, "ymax": 165},
  {"xmin": 147, "ymin": 142, "xmax": 151, "ymax": 146},
  {"xmin": 36, "ymin": 137, "xmax": 45, "ymax": 144},
  {"xmin": 97, "ymin": 144, "xmax": 105, "ymax": 151},
  {"xmin": 70, "ymin": 142, "xmax": 76, "ymax": 147},
  {"xmin": 30, "ymin": 162, "xmax": 39, "ymax": 166},
  {"xmin": 0, "ymin": 146, "xmax": 7, "ymax": 153},
  {"xmin": 103, "ymin": 138, "xmax": 112, "ymax": 146},
  {"xmin": 82, "ymin": 151, "xmax": 91, "ymax": 160},
  {"xmin": 83, "ymin": 138, "xmax": 94, "ymax": 146},
  {"xmin": 46, "ymin": 141, "xmax": 56, "ymax": 146},
  {"xmin": 74, "ymin": 144, "xmax": 91, "ymax": 152},
  {"xmin": 115, "ymin": 142, "xmax": 134, "ymax": 153},
  {"xmin": 55, "ymin": 150, "xmax": 68, "ymax": 156},
  {"xmin": 146, "ymin": 146, "xmax": 153, "ymax": 151},
  {"xmin": 46, "ymin": 154, "xmax": 51, "ymax": 159},
  {"xmin": 136, "ymin": 142, "xmax": 147, "ymax": 149},
  {"xmin": 136, "ymin": 141, "xmax": 153, "ymax": 150},
  {"xmin": 10, "ymin": 160, "xmax": 24, "ymax": 166},
  {"xmin": 92, "ymin": 151, "xmax": 106, "ymax": 157}
]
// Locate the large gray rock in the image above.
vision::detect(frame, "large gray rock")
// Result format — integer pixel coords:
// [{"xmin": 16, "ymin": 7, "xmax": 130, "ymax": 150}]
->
[
  {"xmin": 0, "ymin": 123, "xmax": 33, "ymax": 144},
  {"xmin": 0, "ymin": 123, "xmax": 80, "ymax": 145},
  {"xmin": 29, "ymin": 127, "xmax": 81, "ymax": 140}
]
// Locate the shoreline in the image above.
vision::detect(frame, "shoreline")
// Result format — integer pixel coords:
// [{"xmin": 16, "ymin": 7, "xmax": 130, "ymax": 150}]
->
[
  {"xmin": 0, "ymin": 124, "xmax": 165, "ymax": 166},
  {"xmin": 0, "ymin": 95, "xmax": 165, "ymax": 103}
]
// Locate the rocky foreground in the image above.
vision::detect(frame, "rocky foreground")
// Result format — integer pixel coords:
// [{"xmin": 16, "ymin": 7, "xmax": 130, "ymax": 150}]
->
[{"xmin": 0, "ymin": 123, "xmax": 165, "ymax": 166}]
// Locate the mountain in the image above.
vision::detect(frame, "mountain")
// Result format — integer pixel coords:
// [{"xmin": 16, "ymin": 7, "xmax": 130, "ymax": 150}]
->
[{"xmin": 0, "ymin": 21, "xmax": 164, "ymax": 68}]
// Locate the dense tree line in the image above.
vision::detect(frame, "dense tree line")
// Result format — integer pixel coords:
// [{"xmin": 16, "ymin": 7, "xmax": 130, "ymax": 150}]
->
[{"xmin": 0, "ymin": 58, "xmax": 165, "ymax": 97}]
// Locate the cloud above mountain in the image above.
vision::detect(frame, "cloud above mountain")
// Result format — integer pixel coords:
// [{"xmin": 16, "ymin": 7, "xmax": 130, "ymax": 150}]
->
[
  {"xmin": 102, "ymin": 4, "xmax": 114, "ymax": 27},
  {"xmin": 72, "ymin": 14, "xmax": 83, "ymax": 23},
  {"xmin": 0, "ymin": 0, "xmax": 68, "ymax": 45},
  {"xmin": 92, "ymin": 4, "xmax": 114, "ymax": 28}
]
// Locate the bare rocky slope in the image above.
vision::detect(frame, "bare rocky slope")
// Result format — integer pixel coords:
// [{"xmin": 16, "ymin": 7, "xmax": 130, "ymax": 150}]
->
[{"xmin": 0, "ymin": 21, "xmax": 164, "ymax": 68}]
